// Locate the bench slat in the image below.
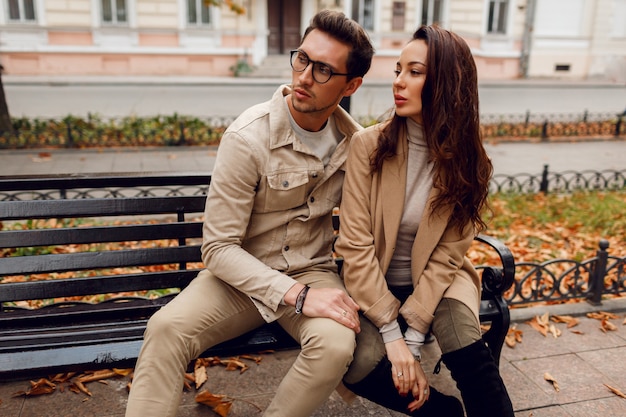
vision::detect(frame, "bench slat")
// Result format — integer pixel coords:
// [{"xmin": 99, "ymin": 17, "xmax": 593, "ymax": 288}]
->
[
  {"xmin": 0, "ymin": 270, "xmax": 198, "ymax": 303},
  {"xmin": 0, "ymin": 172, "xmax": 211, "ymax": 192},
  {"xmin": 0, "ymin": 245, "xmax": 202, "ymax": 276},
  {"xmin": 0, "ymin": 196, "xmax": 206, "ymax": 220},
  {"xmin": 0, "ymin": 222, "xmax": 202, "ymax": 248}
]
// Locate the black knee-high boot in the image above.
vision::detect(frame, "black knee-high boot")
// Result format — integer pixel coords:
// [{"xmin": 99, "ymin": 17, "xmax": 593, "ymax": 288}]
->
[
  {"xmin": 442, "ymin": 340, "xmax": 514, "ymax": 417},
  {"xmin": 344, "ymin": 357, "xmax": 464, "ymax": 417}
]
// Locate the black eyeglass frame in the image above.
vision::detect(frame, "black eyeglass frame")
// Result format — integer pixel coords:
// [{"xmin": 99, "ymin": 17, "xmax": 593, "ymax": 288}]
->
[{"xmin": 289, "ymin": 49, "xmax": 354, "ymax": 84}]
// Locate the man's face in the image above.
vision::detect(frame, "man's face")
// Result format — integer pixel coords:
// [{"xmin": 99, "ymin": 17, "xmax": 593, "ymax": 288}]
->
[{"xmin": 288, "ymin": 29, "xmax": 361, "ymax": 131}]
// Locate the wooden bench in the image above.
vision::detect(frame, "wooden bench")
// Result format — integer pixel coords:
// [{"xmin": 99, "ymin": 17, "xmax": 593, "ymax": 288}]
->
[{"xmin": 0, "ymin": 173, "xmax": 515, "ymax": 381}]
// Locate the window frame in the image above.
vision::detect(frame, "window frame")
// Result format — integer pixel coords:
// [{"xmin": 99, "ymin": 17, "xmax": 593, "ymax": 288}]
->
[
  {"xmin": 486, "ymin": 0, "xmax": 509, "ymax": 34},
  {"xmin": 101, "ymin": 0, "xmax": 128, "ymax": 25},
  {"xmin": 187, "ymin": 0, "xmax": 212, "ymax": 27},
  {"xmin": 421, "ymin": 0, "xmax": 444, "ymax": 26},
  {"xmin": 352, "ymin": 0, "xmax": 375, "ymax": 31},
  {"xmin": 5, "ymin": 0, "xmax": 37, "ymax": 23}
]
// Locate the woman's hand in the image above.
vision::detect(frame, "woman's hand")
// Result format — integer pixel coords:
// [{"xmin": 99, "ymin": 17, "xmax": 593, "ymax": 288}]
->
[
  {"xmin": 408, "ymin": 361, "xmax": 429, "ymax": 412},
  {"xmin": 386, "ymin": 338, "xmax": 419, "ymax": 396},
  {"xmin": 386, "ymin": 339, "xmax": 430, "ymax": 410}
]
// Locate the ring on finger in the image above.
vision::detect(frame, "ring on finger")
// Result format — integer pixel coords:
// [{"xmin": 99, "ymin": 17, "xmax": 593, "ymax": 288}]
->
[
  {"xmin": 397, "ymin": 372, "xmax": 403, "ymax": 377},
  {"xmin": 424, "ymin": 388, "xmax": 428, "ymax": 395},
  {"xmin": 341, "ymin": 310, "xmax": 347, "ymax": 317}
]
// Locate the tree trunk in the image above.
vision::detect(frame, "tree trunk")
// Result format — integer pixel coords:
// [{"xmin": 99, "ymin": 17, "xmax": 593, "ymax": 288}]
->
[{"xmin": 0, "ymin": 65, "xmax": 13, "ymax": 134}]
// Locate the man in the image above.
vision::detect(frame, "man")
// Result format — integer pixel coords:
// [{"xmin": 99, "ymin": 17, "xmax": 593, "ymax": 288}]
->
[{"xmin": 125, "ymin": 10, "xmax": 374, "ymax": 417}]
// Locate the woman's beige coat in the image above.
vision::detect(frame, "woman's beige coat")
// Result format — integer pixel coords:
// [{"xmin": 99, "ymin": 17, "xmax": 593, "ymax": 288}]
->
[{"xmin": 335, "ymin": 122, "xmax": 482, "ymax": 334}]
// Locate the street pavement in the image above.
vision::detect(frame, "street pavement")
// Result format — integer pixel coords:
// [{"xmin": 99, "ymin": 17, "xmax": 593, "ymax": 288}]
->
[{"xmin": 1, "ymin": 139, "xmax": 625, "ymax": 177}]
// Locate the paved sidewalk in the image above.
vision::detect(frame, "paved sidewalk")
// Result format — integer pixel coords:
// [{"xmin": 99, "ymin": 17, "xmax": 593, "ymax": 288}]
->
[
  {"xmin": 0, "ymin": 298, "xmax": 625, "ymax": 417},
  {"xmin": 1, "ymin": 139, "xmax": 625, "ymax": 177}
]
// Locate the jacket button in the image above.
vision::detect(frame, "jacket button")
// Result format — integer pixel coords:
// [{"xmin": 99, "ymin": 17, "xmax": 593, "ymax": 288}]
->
[
  {"xmin": 312, "ymin": 172, "xmax": 318, "ymax": 178},
  {"xmin": 284, "ymin": 246, "xmax": 290, "ymax": 251},
  {"xmin": 310, "ymin": 197, "xmax": 315, "ymax": 203},
  {"xmin": 282, "ymin": 181, "xmax": 289, "ymax": 187}
]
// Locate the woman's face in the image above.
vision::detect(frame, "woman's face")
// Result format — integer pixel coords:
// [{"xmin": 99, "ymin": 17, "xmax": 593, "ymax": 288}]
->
[{"xmin": 393, "ymin": 39, "xmax": 428, "ymax": 125}]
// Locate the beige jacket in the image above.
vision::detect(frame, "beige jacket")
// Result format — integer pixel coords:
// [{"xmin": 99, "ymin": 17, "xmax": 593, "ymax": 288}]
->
[
  {"xmin": 201, "ymin": 85, "xmax": 362, "ymax": 322},
  {"xmin": 335, "ymin": 122, "xmax": 481, "ymax": 334}
]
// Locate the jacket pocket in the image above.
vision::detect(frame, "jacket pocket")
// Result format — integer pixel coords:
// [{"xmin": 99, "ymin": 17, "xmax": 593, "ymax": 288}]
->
[{"xmin": 263, "ymin": 171, "xmax": 310, "ymax": 212}]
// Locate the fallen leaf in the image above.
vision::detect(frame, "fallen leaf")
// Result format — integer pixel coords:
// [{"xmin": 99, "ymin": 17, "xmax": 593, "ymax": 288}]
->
[
  {"xmin": 194, "ymin": 359, "xmax": 208, "ymax": 389},
  {"xmin": 78, "ymin": 370, "xmax": 118, "ymax": 383},
  {"xmin": 12, "ymin": 379, "xmax": 56, "ymax": 397},
  {"xmin": 72, "ymin": 380, "xmax": 93, "ymax": 397},
  {"xmin": 600, "ymin": 318, "xmax": 617, "ymax": 332},
  {"xmin": 538, "ymin": 312, "xmax": 550, "ymax": 327},
  {"xmin": 527, "ymin": 316, "xmax": 548, "ymax": 337},
  {"xmin": 604, "ymin": 383, "xmax": 626, "ymax": 399},
  {"xmin": 505, "ymin": 326, "xmax": 523, "ymax": 348},
  {"xmin": 587, "ymin": 311, "xmax": 619, "ymax": 320},
  {"xmin": 223, "ymin": 358, "xmax": 249, "ymax": 373},
  {"xmin": 548, "ymin": 324, "xmax": 561, "ymax": 338},
  {"xmin": 544, "ymin": 373, "xmax": 560, "ymax": 392},
  {"xmin": 570, "ymin": 330, "xmax": 585, "ymax": 335},
  {"xmin": 551, "ymin": 315, "xmax": 580, "ymax": 328},
  {"xmin": 196, "ymin": 389, "xmax": 234, "ymax": 416}
]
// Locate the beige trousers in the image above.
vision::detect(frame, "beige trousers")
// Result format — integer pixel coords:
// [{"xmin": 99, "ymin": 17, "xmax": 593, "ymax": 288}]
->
[{"xmin": 126, "ymin": 268, "xmax": 356, "ymax": 417}]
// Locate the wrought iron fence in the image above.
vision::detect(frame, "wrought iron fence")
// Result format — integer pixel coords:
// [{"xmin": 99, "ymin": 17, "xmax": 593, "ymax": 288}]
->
[
  {"xmin": 0, "ymin": 110, "xmax": 624, "ymax": 149},
  {"xmin": 503, "ymin": 239, "xmax": 625, "ymax": 307},
  {"xmin": 491, "ymin": 165, "xmax": 626, "ymax": 194}
]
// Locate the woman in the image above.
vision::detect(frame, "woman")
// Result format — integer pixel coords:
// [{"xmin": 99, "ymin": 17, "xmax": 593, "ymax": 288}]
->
[{"xmin": 337, "ymin": 25, "xmax": 514, "ymax": 416}]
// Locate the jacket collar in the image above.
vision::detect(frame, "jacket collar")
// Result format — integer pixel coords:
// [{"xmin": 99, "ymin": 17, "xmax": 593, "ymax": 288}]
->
[{"xmin": 268, "ymin": 84, "xmax": 360, "ymax": 152}]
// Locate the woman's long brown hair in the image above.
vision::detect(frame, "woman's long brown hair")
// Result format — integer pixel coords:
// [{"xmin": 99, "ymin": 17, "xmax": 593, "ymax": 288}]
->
[{"xmin": 371, "ymin": 25, "xmax": 492, "ymax": 234}]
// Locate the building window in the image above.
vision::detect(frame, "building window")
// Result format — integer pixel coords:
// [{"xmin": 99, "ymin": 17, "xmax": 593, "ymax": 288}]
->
[
  {"xmin": 352, "ymin": 0, "xmax": 374, "ymax": 31},
  {"xmin": 421, "ymin": 0, "xmax": 443, "ymax": 26},
  {"xmin": 392, "ymin": 2, "xmax": 405, "ymax": 31},
  {"xmin": 102, "ymin": 0, "xmax": 127, "ymax": 24},
  {"xmin": 487, "ymin": 0, "xmax": 508, "ymax": 34},
  {"xmin": 7, "ymin": 0, "xmax": 36, "ymax": 22},
  {"xmin": 188, "ymin": 0, "xmax": 211, "ymax": 26}
]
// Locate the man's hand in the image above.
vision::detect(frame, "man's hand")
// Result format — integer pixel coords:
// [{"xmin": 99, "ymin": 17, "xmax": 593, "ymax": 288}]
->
[{"xmin": 285, "ymin": 284, "xmax": 360, "ymax": 332}]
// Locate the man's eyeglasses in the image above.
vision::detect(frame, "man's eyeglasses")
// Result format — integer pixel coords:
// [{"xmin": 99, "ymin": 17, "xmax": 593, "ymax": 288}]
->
[{"xmin": 289, "ymin": 50, "xmax": 353, "ymax": 84}]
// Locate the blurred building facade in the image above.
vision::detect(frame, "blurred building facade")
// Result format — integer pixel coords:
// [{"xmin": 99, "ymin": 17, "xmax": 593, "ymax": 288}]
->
[{"xmin": 0, "ymin": 0, "xmax": 624, "ymax": 81}]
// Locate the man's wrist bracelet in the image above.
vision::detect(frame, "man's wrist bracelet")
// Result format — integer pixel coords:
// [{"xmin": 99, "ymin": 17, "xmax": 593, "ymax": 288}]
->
[{"xmin": 295, "ymin": 285, "xmax": 310, "ymax": 314}]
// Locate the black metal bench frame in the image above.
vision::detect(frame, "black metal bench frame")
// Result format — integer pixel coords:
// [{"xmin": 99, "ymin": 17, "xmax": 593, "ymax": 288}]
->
[{"xmin": 0, "ymin": 173, "xmax": 515, "ymax": 381}]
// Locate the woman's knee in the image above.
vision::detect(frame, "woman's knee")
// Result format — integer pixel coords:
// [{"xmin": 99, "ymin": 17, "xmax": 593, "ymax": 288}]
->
[{"xmin": 432, "ymin": 298, "xmax": 481, "ymax": 354}]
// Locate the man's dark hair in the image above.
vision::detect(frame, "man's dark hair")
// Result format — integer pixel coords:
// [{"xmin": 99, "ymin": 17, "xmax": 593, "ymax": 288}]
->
[{"xmin": 302, "ymin": 10, "xmax": 374, "ymax": 79}]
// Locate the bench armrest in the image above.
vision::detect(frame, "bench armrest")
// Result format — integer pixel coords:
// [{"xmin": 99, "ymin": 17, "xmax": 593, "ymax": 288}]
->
[{"xmin": 474, "ymin": 234, "xmax": 515, "ymax": 297}]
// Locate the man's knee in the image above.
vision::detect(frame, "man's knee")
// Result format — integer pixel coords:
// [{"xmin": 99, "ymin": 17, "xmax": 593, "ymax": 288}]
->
[
  {"xmin": 303, "ymin": 321, "xmax": 355, "ymax": 364},
  {"xmin": 343, "ymin": 316, "xmax": 385, "ymax": 384}
]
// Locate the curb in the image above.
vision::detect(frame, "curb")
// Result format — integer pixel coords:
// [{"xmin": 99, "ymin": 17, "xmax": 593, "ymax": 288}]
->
[
  {"xmin": 510, "ymin": 297, "xmax": 626, "ymax": 323},
  {"xmin": 4, "ymin": 75, "xmax": 626, "ymax": 89}
]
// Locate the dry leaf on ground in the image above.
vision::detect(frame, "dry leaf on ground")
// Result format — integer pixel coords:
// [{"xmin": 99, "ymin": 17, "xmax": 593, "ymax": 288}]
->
[
  {"xmin": 505, "ymin": 326, "xmax": 523, "ymax": 348},
  {"xmin": 195, "ymin": 390, "xmax": 234, "ymax": 417},
  {"xmin": 544, "ymin": 373, "xmax": 560, "ymax": 392},
  {"xmin": 600, "ymin": 318, "xmax": 618, "ymax": 332},
  {"xmin": 194, "ymin": 359, "xmax": 208, "ymax": 389},
  {"xmin": 587, "ymin": 311, "xmax": 620, "ymax": 320},
  {"xmin": 551, "ymin": 315, "xmax": 580, "ymax": 328},
  {"xmin": 527, "ymin": 316, "xmax": 548, "ymax": 337},
  {"xmin": 604, "ymin": 384, "xmax": 626, "ymax": 399},
  {"xmin": 12, "ymin": 379, "xmax": 56, "ymax": 397}
]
